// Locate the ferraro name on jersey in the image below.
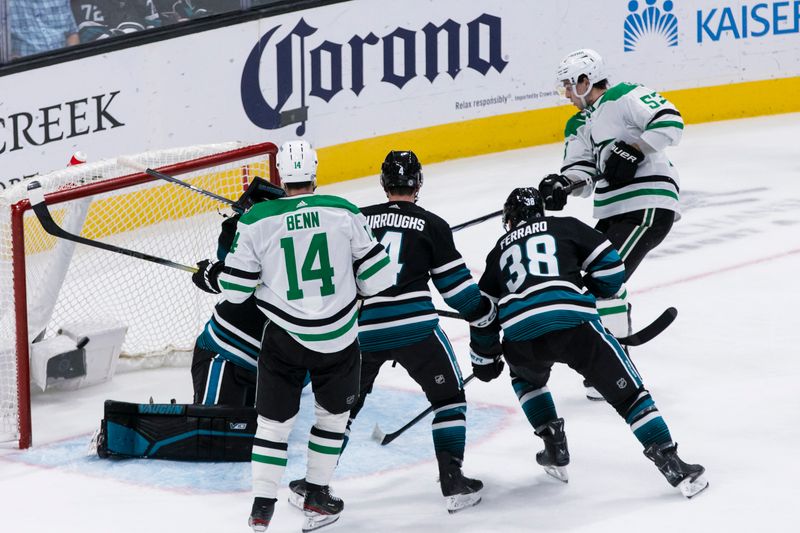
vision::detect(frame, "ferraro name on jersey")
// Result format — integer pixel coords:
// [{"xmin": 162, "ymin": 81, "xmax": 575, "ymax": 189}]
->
[
  {"xmin": 562, "ymin": 82, "xmax": 684, "ymax": 219},
  {"xmin": 473, "ymin": 216, "xmax": 624, "ymax": 351},
  {"xmin": 219, "ymin": 194, "xmax": 393, "ymax": 353},
  {"xmin": 358, "ymin": 201, "xmax": 483, "ymax": 352}
]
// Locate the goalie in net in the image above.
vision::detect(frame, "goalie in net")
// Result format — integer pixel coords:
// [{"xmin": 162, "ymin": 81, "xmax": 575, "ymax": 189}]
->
[{"xmin": 91, "ymin": 164, "xmax": 292, "ymax": 462}]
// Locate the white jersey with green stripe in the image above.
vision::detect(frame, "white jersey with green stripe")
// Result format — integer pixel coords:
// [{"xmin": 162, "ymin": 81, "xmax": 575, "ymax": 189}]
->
[
  {"xmin": 561, "ymin": 82, "xmax": 683, "ymax": 220},
  {"xmin": 219, "ymin": 193, "xmax": 393, "ymax": 353}
]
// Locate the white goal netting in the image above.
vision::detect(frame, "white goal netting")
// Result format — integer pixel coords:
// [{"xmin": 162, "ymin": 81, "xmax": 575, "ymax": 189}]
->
[{"xmin": 0, "ymin": 141, "xmax": 276, "ymax": 447}]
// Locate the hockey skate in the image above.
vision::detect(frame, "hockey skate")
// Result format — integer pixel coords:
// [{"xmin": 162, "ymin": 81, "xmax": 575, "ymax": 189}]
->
[
  {"xmin": 644, "ymin": 442, "xmax": 709, "ymax": 498},
  {"xmin": 248, "ymin": 497, "xmax": 276, "ymax": 532},
  {"xmin": 287, "ymin": 478, "xmax": 308, "ymax": 510},
  {"xmin": 583, "ymin": 380, "xmax": 604, "ymax": 401},
  {"xmin": 302, "ymin": 484, "xmax": 343, "ymax": 532},
  {"xmin": 437, "ymin": 451, "xmax": 483, "ymax": 513},
  {"xmin": 535, "ymin": 418, "xmax": 570, "ymax": 483}
]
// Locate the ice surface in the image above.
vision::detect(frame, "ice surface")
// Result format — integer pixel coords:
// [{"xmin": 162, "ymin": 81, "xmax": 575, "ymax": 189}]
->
[{"xmin": 1, "ymin": 113, "xmax": 798, "ymax": 532}]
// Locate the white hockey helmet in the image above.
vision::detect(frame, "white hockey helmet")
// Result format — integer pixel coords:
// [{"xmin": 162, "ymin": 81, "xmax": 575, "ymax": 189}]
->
[
  {"xmin": 276, "ymin": 140, "xmax": 318, "ymax": 186},
  {"xmin": 557, "ymin": 48, "xmax": 607, "ymax": 88}
]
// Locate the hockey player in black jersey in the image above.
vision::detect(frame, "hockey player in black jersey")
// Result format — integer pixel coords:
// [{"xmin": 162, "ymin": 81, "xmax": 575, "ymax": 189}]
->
[
  {"xmin": 190, "ymin": 177, "xmax": 295, "ymax": 407},
  {"xmin": 469, "ymin": 187, "xmax": 707, "ymax": 498},
  {"xmin": 90, "ymin": 178, "xmax": 288, "ymax": 462},
  {"xmin": 289, "ymin": 150, "xmax": 495, "ymax": 513}
]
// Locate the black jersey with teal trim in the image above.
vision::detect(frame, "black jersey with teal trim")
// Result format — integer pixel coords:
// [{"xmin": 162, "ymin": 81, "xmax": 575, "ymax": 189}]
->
[
  {"xmin": 474, "ymin": 216, "xmax": 624, "ymax": 349},
  {"xmin": 358, "ymin": 201, "xmax": 482, "ymax": 352},
  {"xmin": 195, "ymin": 296, "xmax": 265, "ymax": 371},
  {"xmin": 196, "ymin": 212, "xmax": 266, "ymax": 370}
]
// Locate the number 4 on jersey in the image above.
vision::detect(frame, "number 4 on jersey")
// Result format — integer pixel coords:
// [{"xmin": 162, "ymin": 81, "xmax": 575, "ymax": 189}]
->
[{"xmin": 379, "ymin": 231, "xmax": 404, "ymax": 284}]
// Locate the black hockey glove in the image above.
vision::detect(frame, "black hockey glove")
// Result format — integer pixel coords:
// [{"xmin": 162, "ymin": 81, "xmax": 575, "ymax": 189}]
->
[
  {"xmin": 470, "ymin": 350, "xmax": 505, "ymax": 382},
  {"xmin": 217, "ymin": 214, "xmax": 241, "ymax": 259},
  {"xmin": 538, "ymin": 174, "xmax": 571, "ymax": 211},
  {"xmin": 604, "ymin": 141, "xmax": 644, "ymax": 186},
  {"xmin": 235, "ymin": 176, "xmax": 286, "ymax": 211},
  {"xmin": 192, "ymin": 259, "xmax": 224, "ymax": 294}
]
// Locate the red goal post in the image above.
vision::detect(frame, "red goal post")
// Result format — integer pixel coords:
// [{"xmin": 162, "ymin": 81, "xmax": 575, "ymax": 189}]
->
[{"xmin": 0, "ymin": 141, "xmax": 278, "ymax": 449}]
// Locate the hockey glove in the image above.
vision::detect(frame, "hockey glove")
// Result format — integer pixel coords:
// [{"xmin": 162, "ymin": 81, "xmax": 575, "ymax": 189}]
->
[
  {"xmin": 470, "ymin": 350, "xmax": 505, "ymax": 382},
  {"xmin": 538, "ymin": 174, "xmax": 571, "ymax": 211},
  {"xmin": 217, "ymin": 214, "xmax": 241, "ymax": 259},
  {"xmin": 604, "ymin": 141, "xmax": 644, "ymax": 185},
  {"xmin": 466, "ymin": 297, "xmax": 497, "ymax": 329},
  {"xmin": 192, "ymin": 259, "xmax": 224, "ymax": 294}
]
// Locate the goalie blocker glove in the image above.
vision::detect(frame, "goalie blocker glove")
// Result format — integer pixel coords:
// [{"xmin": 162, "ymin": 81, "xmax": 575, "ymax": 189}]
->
[
  {"xmin": 192, "ymin": 259, "xmax": 224, "ymax": 294},
  {"xmin": 604, "ymin": 141, "xmax": 644, "ymax": 185},
  {"xmin": 538, "ymin": 174, "xmax": 571, "ymax": 211}
]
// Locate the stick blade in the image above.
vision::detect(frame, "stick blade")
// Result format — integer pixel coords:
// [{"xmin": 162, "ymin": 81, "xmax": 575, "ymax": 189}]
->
[
  {"xmin": 27, "ymin": 180, "xmax": 45, "ymax": 205},
  {"xmin": 116, "ymin": 156, "xmax": 147, "ymax": 173},
  {"xmin": 371, "ymin": 423, "xmax": 387, "ymax": 445},
  {"xmin": 619, "ymin": 307, "xmax": 677, "ymax": 346}
]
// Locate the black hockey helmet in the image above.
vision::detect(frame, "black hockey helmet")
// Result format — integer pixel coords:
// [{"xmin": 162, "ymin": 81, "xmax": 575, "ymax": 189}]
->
[
  {"xmin": 380, "ymin": 150, "xmax": 423, "ymax": 190},
  {"xmin": 503, "ymin": 187, "xmax": 545, "ymax": 228}
]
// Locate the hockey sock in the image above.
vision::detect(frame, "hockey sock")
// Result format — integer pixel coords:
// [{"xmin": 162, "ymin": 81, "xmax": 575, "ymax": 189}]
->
[
  {"xmin": 306, "ymin": 403, "xmax": 347, "ymax": 486},
  {"xmin": 512, "ymin": 376, "xmax": 558, "ymax": 430},
  {"xmin": 340, "ymin": 416, "xmax": 355, "ymax": 453},
  {"xmin": 252, "ymin": 414, "xmax": 295, "ymax": 499},
  {"xmin": 597, "ymin": 287, "xmax": 631, "ymax": 338},
  {"xmin": 431, "ymin": 393, "xmax": 467, "ymax": 461},
  {"xmin": 623, "ymin": 390, "xmax": 672, "ymax": 448}
]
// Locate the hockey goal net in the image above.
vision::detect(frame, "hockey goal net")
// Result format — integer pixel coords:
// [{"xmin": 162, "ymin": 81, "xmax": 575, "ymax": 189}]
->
[{"xmin": 0, "ymin": 141, "xmax": 277, "ymax": 448}]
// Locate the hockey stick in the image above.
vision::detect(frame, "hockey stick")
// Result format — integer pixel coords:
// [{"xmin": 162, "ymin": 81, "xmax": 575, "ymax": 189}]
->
[
  {"xmin": 617, "ymin": 306, "xmax": 677, "ymax": 346},
  {"xmin": 118, "ymin": 157, "xmax": 286, "ymax": 213},
  {"xmin": 27, "ymin": 181, "xmax": 198, "ymax": 273},
  {"xmin": 434, "ymin": 307, "xmax": 676, "ymax": 347},
  {"xmin": 117, "ymin": 157, "xmax": 243, "ymax": 211},
  {"xmin": 448, "ymin": 176, "xmax": 597, "ymax": 232},
  {"xmin": 371, "ymin": 373, "xmax": 476, "ymax": 446},
  {"xmin": 451, "ymin": 209, "xmax": 503, "ymax": 232}
]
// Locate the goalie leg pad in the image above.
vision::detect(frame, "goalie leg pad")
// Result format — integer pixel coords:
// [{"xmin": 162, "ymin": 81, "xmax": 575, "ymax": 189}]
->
[{"xmin": 97, "ymin": 400, "xmax": 257, "ymax": 461}]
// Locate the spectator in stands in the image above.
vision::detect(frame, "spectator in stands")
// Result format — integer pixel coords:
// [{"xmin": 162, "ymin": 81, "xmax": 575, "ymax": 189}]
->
[
  {"xmin": 9, "ymin": 1, "xmax": 80, "ymax": 59},
  {"xmin": 70, "ymin": 1, "xmax": 153, "ymax": 43}
]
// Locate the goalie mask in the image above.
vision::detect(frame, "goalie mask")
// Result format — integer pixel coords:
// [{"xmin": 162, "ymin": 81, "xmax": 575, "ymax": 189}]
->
[
  {"xmin": 502, "ymin": 187, "xmax": 545, "ymax": 229},
  {"xmin": 277, "ymin": 140, "xmax": 318, "ymax": 186},
  {"xmin": 557, "ymin": 48, "xmax": 607, "ymax": 108},
  {"xmin": 380, "ymin": 150, "xmax": 423, "ymax": 191}
]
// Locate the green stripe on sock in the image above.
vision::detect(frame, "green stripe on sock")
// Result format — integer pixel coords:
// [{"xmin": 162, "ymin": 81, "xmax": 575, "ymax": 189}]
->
[
  {"xmin": 251, "ymin": 453, "xmax": 288, "ymax": 466},
  {"xmin": 308, "ymin": 442, "xmax": 342, "ymax": 455},
  {"xmin": 598, "ymin": 305, "xmax": 628, "ymax": 316}
]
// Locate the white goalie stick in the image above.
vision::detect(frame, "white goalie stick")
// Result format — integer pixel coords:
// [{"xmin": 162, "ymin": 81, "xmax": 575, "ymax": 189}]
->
[{"xmin": 27, "ymin": 181, "xmax": 198, "ymax": 273}]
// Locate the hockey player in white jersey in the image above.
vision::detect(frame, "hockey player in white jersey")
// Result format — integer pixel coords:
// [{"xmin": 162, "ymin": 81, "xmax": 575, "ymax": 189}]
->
[
  {"xmin": 538, "ymin": 48, "xmax": 683, "ymax": 399},
  {"xmin": 219, "ymin": 140, "xmax": 394, "ymax": 532}
]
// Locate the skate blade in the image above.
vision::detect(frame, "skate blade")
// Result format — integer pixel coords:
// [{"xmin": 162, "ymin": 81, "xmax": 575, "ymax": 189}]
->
[
  {"xmin": 302, "ymin": 512, "xmax": 340, "ymax": 532},
  {"xmin": 679, "ymin": 475, "xmax": 709, "ymax": 498},
  {"xmin": 543, "ymin": 465, "xmax": 569, "ymax": 483},
  {"xmin": 288, "ymin": 489, "xmax": 305, "ymax": 511},
  {"xmin": 446, "ymin": 492, "xmax": 482, "ymax": 514},
  {"xmin": 584, "ymin": 386, "xmax": 604, "ymax": 401}
]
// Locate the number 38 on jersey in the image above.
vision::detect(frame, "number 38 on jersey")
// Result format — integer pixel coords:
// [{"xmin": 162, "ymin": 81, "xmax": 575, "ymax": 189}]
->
[{"xmin": 499, "ymin": 233, "xmax": 560, "ymax": 292}]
